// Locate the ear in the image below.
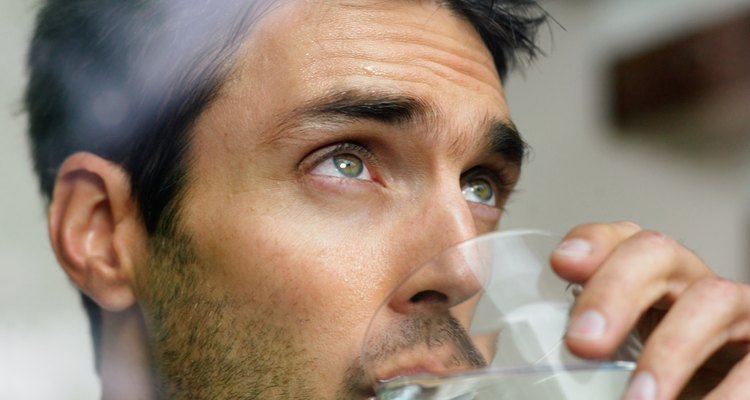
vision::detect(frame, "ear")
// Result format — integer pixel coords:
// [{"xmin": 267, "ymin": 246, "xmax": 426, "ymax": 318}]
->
[{"xmin": 48, "ymin": 152, "xmax": 147, "ymax": 312}]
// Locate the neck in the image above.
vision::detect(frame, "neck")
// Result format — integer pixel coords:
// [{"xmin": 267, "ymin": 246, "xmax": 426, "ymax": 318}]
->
[{"xmin": 100, "ymin": 306, "xmax": 156, "ymax": 400}]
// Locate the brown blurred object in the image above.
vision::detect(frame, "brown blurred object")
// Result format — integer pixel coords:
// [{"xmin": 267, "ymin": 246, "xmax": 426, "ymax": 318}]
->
[{"xmin": 610, "ymin": 10, "xmax": 750, "ymax": 155}]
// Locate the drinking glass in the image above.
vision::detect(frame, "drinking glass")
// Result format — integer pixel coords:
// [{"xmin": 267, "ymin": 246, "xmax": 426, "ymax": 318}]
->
[{"xmin": 362, "ymin": 230, "xmax": 641, "ymax": 400}]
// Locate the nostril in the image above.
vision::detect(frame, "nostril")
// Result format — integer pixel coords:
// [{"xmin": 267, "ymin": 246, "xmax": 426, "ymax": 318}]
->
[{"xmin": 409, "ymin": 290, "xmax": 448, "ymax": 304}]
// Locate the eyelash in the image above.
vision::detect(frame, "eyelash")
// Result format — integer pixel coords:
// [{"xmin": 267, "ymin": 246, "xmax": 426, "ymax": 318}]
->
[
  {"xmin": 305, "ymin": 142, "xmax": 378, "ymax": 173},
  {"xmin": 462, "ymin": 167, "xmax": 509, "ymax": 197},
  {"xmin": 303, "ymin": 141, "xmax": 514, "ymax": 201}
]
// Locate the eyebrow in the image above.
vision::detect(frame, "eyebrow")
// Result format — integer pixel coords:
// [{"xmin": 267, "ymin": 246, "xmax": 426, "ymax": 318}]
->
[
  {"xmin": 488, "ymin": 119, "xmax": 527, "ymax": 167},
  {"xmin": 277, "ymin": 90, "xmax": 527, "ymax": 167},
  {"xmin": 295, "ymin": 90, "xmax": 429, "ymax": 125}
]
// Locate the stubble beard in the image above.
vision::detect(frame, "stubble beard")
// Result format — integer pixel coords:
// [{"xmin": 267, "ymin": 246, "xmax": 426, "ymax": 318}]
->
[
  {"xmin": 136, "ymin": 230, "xmax": 487, "ymax": 399},
  {"xmin": 137, "ymin": 231, "xmax": 335, "ymax": 399}
]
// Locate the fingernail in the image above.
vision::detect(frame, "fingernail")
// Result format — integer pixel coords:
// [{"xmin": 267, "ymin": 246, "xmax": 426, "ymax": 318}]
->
[
  {"xmin": 554, "ymin": 239, "xmax": 592, "ymax": 258},
  {"xmin": 567, "ymin": 310, "xmax": 607, "ymax": 339},
  {"xmin": 623, "ymin": 371, "xmax": 656, "ymax": 400}
]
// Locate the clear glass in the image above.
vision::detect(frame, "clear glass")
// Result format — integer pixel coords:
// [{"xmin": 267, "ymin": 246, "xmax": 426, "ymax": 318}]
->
[{"xmin": 362, "ymin": 230, "xmax": 640, "ymax": 400}]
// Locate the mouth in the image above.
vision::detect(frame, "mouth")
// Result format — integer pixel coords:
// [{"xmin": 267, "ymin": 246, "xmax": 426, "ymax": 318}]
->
[
  {"xmin": 376, "ymin": 362, "xmax": 444, "ymax": 384},
  {"xmin": 368, "ymin": 368, "xmax": 458, "ymax": 400},
  {"xmin": 361, "ymin": 311, "xmax": 488, "ymax": 398},
  {"xmin": 367, "ymin": 351, "xmax": 475, "ymax": 398},
  {"xmin": 365, "ymin": 366, "xmax": 437, "ymax": 400},
  {"xmin": 376, "ymin": 343, "xmax": 445, "ymax": 370}
]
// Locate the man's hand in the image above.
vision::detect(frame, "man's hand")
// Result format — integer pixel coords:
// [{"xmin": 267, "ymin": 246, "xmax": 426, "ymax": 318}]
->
[{"xmin": 550, "ymin": 222, "xmax": 750, "ymax": 399}]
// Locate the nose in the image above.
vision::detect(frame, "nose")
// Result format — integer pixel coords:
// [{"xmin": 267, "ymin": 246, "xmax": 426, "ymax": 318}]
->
[{"xmin": 387, "ymin": 183, "xmax": 484, "ymax": 316}]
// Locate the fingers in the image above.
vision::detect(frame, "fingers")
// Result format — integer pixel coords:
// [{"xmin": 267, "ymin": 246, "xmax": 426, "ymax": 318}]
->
[
  {"xmin": 622, "ymin": 277, "xmax": 750, "ymax": 400},
  {"xmin": 557, "ymin": 227, "xmax": 713, "ymax": 358},
  {"xmin": 550, "ymin": 221, "xmax": 750, "ymax": 398},
  {"xmin": 550, "ymin": 221, "xmax": 642, "ymax": 283}
]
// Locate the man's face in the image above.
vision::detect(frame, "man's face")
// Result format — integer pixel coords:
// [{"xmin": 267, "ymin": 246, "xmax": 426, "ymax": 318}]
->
[{"xmin": 136, "ymin": 1, "xmax": 521, "ymax": 398}]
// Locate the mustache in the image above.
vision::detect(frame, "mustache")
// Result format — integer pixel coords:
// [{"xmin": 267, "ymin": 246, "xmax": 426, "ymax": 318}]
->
[
  {"xmin": 365, "ymin": 314, "xmax": 488, "ymax": 370},
  {"xmin": 342, "ymin": 313, "xmax": 488, "ymax": 397}
]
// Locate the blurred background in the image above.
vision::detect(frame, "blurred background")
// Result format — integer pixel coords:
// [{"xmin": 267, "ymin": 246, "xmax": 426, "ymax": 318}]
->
[{"xmin": 1, "ymin": 0, "xmax": 748, "ymax": 398}]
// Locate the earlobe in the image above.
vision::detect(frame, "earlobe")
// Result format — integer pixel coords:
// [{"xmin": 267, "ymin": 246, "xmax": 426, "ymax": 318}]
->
[{"xmin": 48, "ymin": 152, "xmax": 146, "ymax": 312}]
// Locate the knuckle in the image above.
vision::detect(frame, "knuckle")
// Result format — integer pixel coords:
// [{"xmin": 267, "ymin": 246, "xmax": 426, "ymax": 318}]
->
[
  {"xmin": 614, "ymin": 220, "xmax": 642, "ymax": 232},
  {"xmin": 565, "ymin": 222, "xmax": 605, "ymax": 237},
  {"xmin": 690, "ymin": 277, "xmax": 743, "ymax": 310},
  {"xmin": 635, "ymin": 229, "xmax": 673, "ymax": 244},
  {"xmin": 565, "ymin": 222, "xmax": 638, "ymax": 244},
  {"xmin": 628, "ymin": 230, "xmax": 677, "ymax": 259}
]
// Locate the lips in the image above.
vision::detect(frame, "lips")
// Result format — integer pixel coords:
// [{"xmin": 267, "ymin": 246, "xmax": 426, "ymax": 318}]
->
[
  {"xmin": 378, "ymin": 364, "xmax": 439, "ymax": 384},
  {"xmin": 352, "ymin": 353, "xmax": 448, "ymax": 399},
  {"xmin": 368, "ymin": 344, "xmax": 477, "ymax": 394},
  {"xmin": 362, "ymin": 309, "xmax": 489, "ymax": 398},
  {"xmin": 376, "ymin": 358, "xmax": 446, "ymax": 383}
]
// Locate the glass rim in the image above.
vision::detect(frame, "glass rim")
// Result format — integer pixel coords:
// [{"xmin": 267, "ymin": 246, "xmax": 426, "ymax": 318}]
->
[{"xmin": 375, "ymin": 360, "xmax": 637, "ymax": 392}]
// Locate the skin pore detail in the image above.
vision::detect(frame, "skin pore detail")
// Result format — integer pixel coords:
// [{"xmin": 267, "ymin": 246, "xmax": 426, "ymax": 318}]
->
[
  {"xmin": 137, "ymin": 231, "xmax": 316, "ymax": 399},
  {"xmin": 133, "ymin": 0, "xmax": 522, "ymax": 398}
]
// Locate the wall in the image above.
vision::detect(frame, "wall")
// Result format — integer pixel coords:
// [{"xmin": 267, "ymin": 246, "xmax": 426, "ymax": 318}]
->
[
  {"xmin": 0, "ymin": 1, "xmax": 100, "ymax": 398},
  {"xmin": 503, "ymin": 0, "xmax": 750, "ymax": 283}
]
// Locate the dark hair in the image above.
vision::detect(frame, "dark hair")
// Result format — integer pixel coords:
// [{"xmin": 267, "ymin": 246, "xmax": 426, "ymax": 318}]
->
[{"xmin": 25, "ymin": 0, "xmax": 546, "ymax": 371}]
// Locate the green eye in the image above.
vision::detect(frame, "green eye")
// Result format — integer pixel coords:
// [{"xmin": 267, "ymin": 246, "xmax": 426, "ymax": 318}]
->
[
  {"xmin": 310, "ymin": 145, "xmax": 373, "ymax": 181},
  {"xmin": 462, "ymin": 178, "xmax": 496, "ymax": 206},
  {"xmin": 333, "ymin": 154, "xmax": 364, "ymax": 178}
]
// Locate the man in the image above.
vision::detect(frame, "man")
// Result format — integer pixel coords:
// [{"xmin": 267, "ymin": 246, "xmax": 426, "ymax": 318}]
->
[{"xmin": 25, "ymin": 0, "xmax": 750, "ymax": 399}]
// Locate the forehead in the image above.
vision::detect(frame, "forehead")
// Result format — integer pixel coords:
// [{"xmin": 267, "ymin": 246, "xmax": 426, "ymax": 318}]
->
[
  {"xmin": 267, "ymin": 0, "xmax": 500, "ymax": 81},
  {"xmin": 216, "ymin": 0, "xmax": 506, "ymax": 117},
  {"xmin": 186, "ymin": 0, "xmax": 514, "ymax": 174}
]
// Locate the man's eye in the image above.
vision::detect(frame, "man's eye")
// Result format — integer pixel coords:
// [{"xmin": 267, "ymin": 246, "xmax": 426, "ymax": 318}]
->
[
  {"xmin": 461, "ymin": 177, "xmax": 496, "ymax": 206},
  {"xmin": 311, "ymin": 153, "xmax": 373, "ymax": 181}
]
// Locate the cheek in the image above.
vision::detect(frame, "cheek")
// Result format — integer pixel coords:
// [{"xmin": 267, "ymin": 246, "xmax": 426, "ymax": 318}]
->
[
  {"xmin": 195, "ymin": 208, "xmax": 392, "ymax": 338},
  {"xmin": 180, "ymin": 204, "xmax": 394, "ymax": 389}
]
